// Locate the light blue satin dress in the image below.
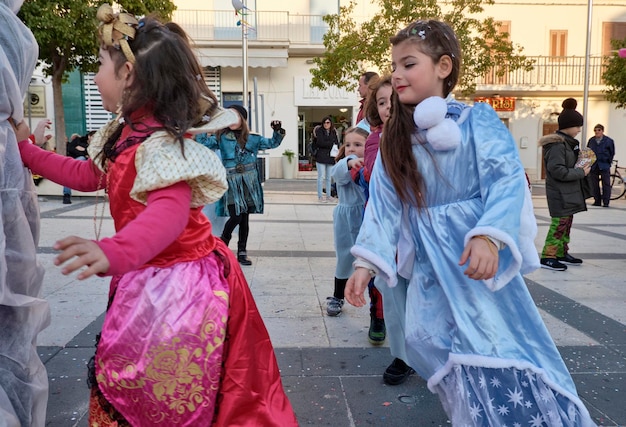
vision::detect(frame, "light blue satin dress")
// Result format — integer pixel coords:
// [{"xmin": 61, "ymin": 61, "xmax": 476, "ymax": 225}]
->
[
  {"xmin": 331, "ymin": 155, "xmax": 366, "ymax": 279},
  {"xmin": 352, "ymin": 101, "xmax": 595, "ymax": 426}
]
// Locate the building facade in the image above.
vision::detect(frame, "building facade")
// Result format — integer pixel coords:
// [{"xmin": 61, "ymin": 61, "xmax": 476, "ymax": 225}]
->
[{"xmin": 28, "ymin": 0, "xmax": 626, "ymax": 180}]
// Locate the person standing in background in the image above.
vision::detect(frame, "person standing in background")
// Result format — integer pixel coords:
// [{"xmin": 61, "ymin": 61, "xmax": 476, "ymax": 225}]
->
[
  {"xmin": 196, "ymin": 105, "xmax": 285, "ymax": 265},
  {"xmin": 539, "ymin": 98, "xmax": 590, "ymax": 271},
  {"xmin": 356, "ymin": 71, "xmax": 379, "ymax": 124},
  {"xmin": 312, "ymin": 116, "xmax": 338, "ymax": 203},
  {"xmin": 587, "ymin": 124, "xmax": 615, "ymax": 207},
  {"xmin": 63, "ymin": 131, "xmax": 94, "ymax": 204}
]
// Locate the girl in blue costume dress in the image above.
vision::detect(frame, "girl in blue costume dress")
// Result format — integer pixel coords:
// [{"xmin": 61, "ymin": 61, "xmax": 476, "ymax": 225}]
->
[
  {"xmin": 326, "ymin": 126, "xmax": 369, "ymax": 317},
  {"xmin": 345, "ymin": 20, "xmax": 595, "ymax": 426}
]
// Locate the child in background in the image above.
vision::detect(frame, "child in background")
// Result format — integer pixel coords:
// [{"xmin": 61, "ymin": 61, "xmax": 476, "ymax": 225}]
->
[
  {"xmin": 359, "ymin": 74, "xmax": 415, "ymax": 383},
  {"xmin": 196, "ymin": 105, "xmax": 284, "ymax": 266},
  {"xmin": 326, "ymin": 127, "xmax": 369, "ymax": 318},
  {"xmin": 346, "ymin": 20, "xmax": 595, "ymax": 425},
  {"xmin": 539, "ymin": 98, "xmax": 590, "ymax": 271},
  {"xmin": 16, "ymin": 5, "xmax": 297, "ymax": 426}
]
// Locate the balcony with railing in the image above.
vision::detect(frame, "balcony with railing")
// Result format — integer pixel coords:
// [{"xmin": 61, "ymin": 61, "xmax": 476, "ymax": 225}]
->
[
  {"xmin": 173, "ymin": 9, "xmax": 329, "ymax": 46},
  {"xmin": 475, "ymin": 56, "xmax": 605, "ymax": 92},
  {"xmin": 174, "ymin": 10, "xmax": 606, "ymax": 91}
]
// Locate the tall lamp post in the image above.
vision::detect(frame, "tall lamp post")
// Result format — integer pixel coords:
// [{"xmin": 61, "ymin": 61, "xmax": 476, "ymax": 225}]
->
[
  {"xmin": 582, "ymin": 0, "xmax": 593, "ymax": 141},
  {"xmin": 232, "ymin": 0, "xmax": 249, "ymax": 112}
]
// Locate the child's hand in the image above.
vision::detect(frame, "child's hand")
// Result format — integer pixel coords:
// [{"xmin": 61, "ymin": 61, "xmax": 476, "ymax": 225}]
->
[
  {"xmin": 348, "ymin": 158, "xmax": 364, "ymax": 170},
  {"xmin": 458, "ymin": 236, "xmax": 498, "ymax": 281},
  {"xmin": 345, "ymin": 267, "xmax": 371, "ymax": 307},
  {"xmin": 53, "ymin": 236, "xmax": 110, "ymax": 280},
  {"xmin": 10, "ymin": 119, "xmax": 30, "ymax": 142},
  {"xmin": 32, "ymin": 119, "xmax": 52, "ymax": 147}
]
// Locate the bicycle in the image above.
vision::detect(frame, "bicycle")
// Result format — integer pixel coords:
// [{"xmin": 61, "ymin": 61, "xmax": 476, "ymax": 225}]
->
[{"xmin": 610, "ymin": 160, "xmax": 626, "ymax": 200}]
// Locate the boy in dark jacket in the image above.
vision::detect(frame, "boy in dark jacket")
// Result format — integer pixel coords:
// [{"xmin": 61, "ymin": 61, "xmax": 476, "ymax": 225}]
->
[{"xmin": 539, "ymin": 98, "xmax": 591, "ymax": 271}]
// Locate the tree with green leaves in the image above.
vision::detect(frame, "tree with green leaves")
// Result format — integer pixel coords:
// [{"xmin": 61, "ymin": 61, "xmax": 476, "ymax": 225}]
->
[
  {"xmin": 310, "ymin": 0, "xmax": 533, "ymax": 97},
  {"xmin": 602, "ymin": 39, "xmax": 626, "ymax": 109},
  {"xmin": 18, "ymin": 1, "xmax": 176, "ymax": 154}
]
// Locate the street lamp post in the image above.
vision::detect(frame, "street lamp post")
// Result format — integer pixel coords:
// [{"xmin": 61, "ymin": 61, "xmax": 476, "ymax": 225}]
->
[
  {"xmin": 582, "ymin": 0, "xmax": 593, "ymax": 141},
  {"xmin": 242, "ymin": 1, "xmax": 248, "ymax": 112}
]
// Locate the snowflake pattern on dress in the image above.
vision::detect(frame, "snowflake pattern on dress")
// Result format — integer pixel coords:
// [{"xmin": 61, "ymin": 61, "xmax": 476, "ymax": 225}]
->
[{"xmin": 435, "ymin": 365, "xmax": 587, "ymax": 427}]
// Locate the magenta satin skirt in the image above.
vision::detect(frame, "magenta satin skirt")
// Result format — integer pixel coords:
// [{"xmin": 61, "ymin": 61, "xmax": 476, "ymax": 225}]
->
[{"xmin": 94, "ymin": 253, "xmax": 229, "ymax": 426}]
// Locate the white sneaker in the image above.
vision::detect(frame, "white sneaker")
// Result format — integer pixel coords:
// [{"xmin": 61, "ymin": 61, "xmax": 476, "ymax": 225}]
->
[{"xmin": 319, "ymin": 196, "xmax": 327, "ymax": 203}]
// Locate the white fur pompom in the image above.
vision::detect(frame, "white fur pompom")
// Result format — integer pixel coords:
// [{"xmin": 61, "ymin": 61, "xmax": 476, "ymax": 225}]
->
[
  {"xmin": 413, "ymin": 96, "xmax": 447, "ymax": 129},
  {"xmin": 426, "ymin": 118, "xmax": 461, "ymax": 151}
]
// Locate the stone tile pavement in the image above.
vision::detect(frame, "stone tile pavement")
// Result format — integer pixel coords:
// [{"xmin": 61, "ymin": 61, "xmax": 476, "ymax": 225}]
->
[{"xmin": 35, "ymin": 179, "xmax": 626, "ymax": 426}]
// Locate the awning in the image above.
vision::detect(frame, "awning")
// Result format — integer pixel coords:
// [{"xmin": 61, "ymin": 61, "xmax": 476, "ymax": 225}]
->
[{"xmin": 196, "ymin": 47, "xmax": 288, "ymax": 68}]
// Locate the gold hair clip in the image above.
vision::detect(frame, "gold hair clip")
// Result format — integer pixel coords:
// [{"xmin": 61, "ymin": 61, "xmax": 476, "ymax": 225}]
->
[{"xmin": 97, "ymin": 4, "xmax": 138, "ymax": 64}]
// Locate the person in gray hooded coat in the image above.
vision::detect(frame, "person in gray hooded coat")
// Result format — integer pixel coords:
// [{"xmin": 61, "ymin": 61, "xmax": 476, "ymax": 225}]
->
[{"xmin": 0, "ymin": 1, "xmax": 50, "ymax": 426}]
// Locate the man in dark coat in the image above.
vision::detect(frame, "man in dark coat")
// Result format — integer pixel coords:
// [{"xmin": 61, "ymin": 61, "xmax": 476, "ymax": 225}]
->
[
  {"xmin": 587, "ymin": 123, "xmax": 615, "ymax": 207},
  {"xmin": 538, "ymin": 98, "xmax": 591, "ymax": 271}
]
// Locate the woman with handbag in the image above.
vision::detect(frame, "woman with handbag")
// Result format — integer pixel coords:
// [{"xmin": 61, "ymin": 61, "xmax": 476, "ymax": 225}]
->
[{"xmin": 313, "ymin": 116, "xmax": 339, "ymax": 202}]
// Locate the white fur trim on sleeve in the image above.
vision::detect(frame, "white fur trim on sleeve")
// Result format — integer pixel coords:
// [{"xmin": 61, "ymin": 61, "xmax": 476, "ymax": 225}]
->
[{"xmin": 464, "ymin": 226, "xmax": 522, "ymax": 292}]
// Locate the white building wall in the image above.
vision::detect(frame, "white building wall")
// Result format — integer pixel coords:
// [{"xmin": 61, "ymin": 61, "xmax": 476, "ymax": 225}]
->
[{"xmin": 31, "ymin": 0, "xmax": 626, "ymax": 181}]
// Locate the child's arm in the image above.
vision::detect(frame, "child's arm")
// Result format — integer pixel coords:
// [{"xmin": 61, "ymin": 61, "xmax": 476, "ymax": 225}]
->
[
  {"xmin": 195, "ymin": 133, "xmax": 219, "ymax": 150},
  {"xmin": 54, "ymin": 181, "xmax": 192, "ymax": 279},
  {"xmin": 255, "ymin": 129, "xmax": 285, "ymax": 151},
  {"xmin": 18, "ymin": 139, "xmax": 102, "ymax": 191},
  {"xmin": 348, "ymin": 158, "xmax": 364, "ymax": 182}
]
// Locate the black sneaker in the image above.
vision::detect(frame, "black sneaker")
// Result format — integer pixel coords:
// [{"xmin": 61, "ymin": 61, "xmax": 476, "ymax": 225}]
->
[
  {"xmin": 368, "ymin": 317, "xmax": 386, "ymax": 345},
  {"xmin": 62, "ymin": 194, "xmax": 71, "ymax": 204},
  {"xmin": 237, "ymin": 251, "xmax": 252, "ymax": 266},
  {"xmin": 558, "ymin": 253, "xmax": 583, "ymax": 265},
  {"xmin": 540, "ymin": 258, "xmax": 567, "ymax": 271},
  {"xmin": 383, "ymin": 358, "xmax": 415, "ymax": 386},
  {"xmin": 326, "ymin": 297, "xmax": 344, "ymax": 316}
]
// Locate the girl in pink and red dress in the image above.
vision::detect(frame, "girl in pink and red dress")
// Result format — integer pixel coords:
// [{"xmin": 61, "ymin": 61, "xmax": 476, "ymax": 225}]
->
[{"xmin": 16, "ymin": 4, "xmax": 297, "ymax": 426}]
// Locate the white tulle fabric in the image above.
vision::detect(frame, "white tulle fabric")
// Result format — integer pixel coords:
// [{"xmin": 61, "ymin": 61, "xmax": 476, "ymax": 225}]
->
[
  {"xmin": 0, "ymin": 2, "xmax": 50, "ymax": 426},
  {"xmin": 435, "ymin": 365, "xmax": 587, "ymax": 427}
]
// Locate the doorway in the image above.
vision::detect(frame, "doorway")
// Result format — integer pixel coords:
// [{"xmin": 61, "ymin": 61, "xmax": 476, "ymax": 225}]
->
[{"xmin": 541, "ymin": 122, "xmax": 559, "ymax": 179}]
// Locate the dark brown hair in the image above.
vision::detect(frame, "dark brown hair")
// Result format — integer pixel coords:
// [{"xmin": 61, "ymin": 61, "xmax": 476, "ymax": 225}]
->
[
  {"xmin": 364, "ymin": 74, "xmax": 392, "ymax": 129},
  {"xmin": 382, "ymin": 20, "xmax": 461, "ymax": 207},
  {"xmin": 95, "ymin": 14, "xmax": 219, "ymax": 169},
  {"xmin": 217, "ymin": 107, "xmax": 250, "ymax": 148}
]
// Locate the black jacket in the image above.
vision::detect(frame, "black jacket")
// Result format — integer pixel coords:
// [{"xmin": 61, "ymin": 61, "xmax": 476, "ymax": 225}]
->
[
  {"xmin": 539, "ymin": 131, "xmax": 588, "ymax": 217},
  {"xmin": 313, "ymin": 126, "xmax": 338, "ymax": 165},
  {"xmin": 67, "ymin": 136, "xmax": 89, "ymax": 159}
]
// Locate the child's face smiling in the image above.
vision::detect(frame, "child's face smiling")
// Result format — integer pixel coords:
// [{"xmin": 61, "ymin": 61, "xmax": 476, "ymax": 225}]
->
[
  {"xmin": 391, "ymin": 40, "xmax": 450, "ymax": 105},
  {"xmin": 344, "ymin": 133, "xmax": 365, "ymax": 158}
]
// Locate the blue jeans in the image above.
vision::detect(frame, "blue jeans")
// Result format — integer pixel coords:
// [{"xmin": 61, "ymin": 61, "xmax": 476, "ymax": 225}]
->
[
  {"xmin": 316, "ymin": 162, "xmax": 332, "ymax": 198},
  {"xmin": 63, "ymin": 156, "xmax": 86, "ymax": 196}
]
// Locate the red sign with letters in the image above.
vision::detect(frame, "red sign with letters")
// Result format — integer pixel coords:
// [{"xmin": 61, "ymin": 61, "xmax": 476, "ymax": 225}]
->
[{"xmin": 474, "ymin": 97, "xmax": 515, "ymax": 111}]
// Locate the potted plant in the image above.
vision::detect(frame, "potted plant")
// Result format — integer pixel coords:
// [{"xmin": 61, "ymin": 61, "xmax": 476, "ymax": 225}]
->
[{"xmin": 282, "ymin": 149, "xmax": 296, "ymax": 179}]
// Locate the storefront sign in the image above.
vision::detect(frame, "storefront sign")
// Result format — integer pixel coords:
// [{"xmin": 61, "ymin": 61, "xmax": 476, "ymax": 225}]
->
[
  {"xmin": 23, "ymin": 85, "xmax": 46, "ymax": 117},
  {"xmin": 474, "ymin": 96, "xmax": 515, "ymax": 111},
  {"xmin": 294, "ymin": 76, "xmax": 358, "ymax": 107}
]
